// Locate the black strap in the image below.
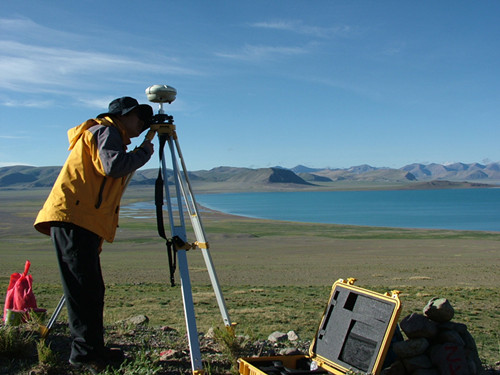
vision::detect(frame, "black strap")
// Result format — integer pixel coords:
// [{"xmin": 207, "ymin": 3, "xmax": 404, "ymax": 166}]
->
[
  {"xmin": 166, "ymin": 238, "xmax": 177, "ymax": 287},
  {"xmin": 155, "ymin": 134, "xmax": 177, "ymax": 286}
]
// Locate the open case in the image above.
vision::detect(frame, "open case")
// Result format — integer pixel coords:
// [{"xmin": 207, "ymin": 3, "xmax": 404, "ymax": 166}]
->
[{"xmin": 238, "ymin": 278, "xmax": 402, "ymax": 375}]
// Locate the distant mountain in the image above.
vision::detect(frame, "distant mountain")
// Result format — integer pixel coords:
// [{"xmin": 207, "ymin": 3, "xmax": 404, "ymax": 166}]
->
[
  {"xmin": 1, "ymin": 162, "xmax": 499, "ymax": 190},
  {"xmin": 0, "ymin": 165, "xmax": 312, "ymax": 190},
  {"xmin": 192, "ymin": 166, "xmax": 312, "ymax": 186},
  {"xmin": 0, "ymin": 166, "xmax": 61, "ymax": 188},
  {"xmin": 300, "ymin": 168, "xmax": 416, "ymax": 183},
  {"xmin": 290, "ymin": 165, "xmax": 324, "ymax": 174},
  {"xmin": 401, "ymin": 162, "xmax": 500, "ymax": 180}
]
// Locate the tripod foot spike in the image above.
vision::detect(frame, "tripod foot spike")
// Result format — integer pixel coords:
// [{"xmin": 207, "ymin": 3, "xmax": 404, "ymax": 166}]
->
[{"xmin": 39, "ymin": 325, "xmax": 49, "ymax": 339}]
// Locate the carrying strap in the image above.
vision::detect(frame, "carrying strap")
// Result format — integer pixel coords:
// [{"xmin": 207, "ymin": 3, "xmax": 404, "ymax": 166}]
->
[{"xmin": 155, "ymin": 134, "xmax": 177, "ymax": 287}]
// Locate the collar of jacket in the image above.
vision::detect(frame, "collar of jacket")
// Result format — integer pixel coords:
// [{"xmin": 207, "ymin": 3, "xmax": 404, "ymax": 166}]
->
[{"xmin": 96, "ymin": 116, "xmax": 132, "ymax": 146}]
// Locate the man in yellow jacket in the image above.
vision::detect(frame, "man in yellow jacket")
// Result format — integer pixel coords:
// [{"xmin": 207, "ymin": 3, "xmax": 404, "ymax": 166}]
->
[{"xmin": 34, "ymin": 97, "xmax": 154, "ymax": 373}]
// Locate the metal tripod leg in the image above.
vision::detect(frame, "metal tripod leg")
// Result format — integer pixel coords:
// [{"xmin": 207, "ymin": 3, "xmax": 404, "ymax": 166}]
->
[
  {"xmin": 40, "ymin": 294, "xmax": 66, "ymax": 339},
  {"xmin": 177, "ymin": 249, "xmax": 203, "ymax": 370},
  {"xmin": 172, "ymin": 136, "xmax": 232, "ymax": 329},
  {"xmin": 158, "ymin": 127, "xmax": 232, "ymax": 374}
]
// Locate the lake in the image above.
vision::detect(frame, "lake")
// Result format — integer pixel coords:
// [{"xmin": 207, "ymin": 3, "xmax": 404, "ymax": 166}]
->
[
  {"xmin": 122, "ymin": 188, "xmax": 500, "ymax": 232},
  {"xmin": 195, "ymin": 188, "xmax": 500, "ymax": 232}
]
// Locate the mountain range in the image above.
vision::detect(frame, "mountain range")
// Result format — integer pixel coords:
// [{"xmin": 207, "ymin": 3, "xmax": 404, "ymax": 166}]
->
[{"xmin": 1, "ymin": 162, "xmax": 499, "ymax": 190}]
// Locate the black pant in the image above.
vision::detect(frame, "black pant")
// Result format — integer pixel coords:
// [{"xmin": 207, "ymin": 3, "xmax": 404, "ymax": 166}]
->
[{"xmin": 50, "ymin": 222, "xmax": 105, "ymax": 361}]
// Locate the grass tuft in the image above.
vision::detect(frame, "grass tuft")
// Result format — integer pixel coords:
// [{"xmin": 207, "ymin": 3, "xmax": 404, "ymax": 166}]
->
[
  {"xmin": 104, "ymin": 349, "xmax": 163, "ymax": 375},
  {"xmin": 0, "ymin": 325, "xmax": 34, "ymax": 359},
  {"xmin": 36, "ymin": 338, "xmax": 58, "ymax": 366}
]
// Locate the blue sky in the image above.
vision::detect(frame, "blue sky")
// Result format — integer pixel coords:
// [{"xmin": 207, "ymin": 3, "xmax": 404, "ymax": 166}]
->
[{"xmin": 1, "ymin": 1, "xmax": 499, "ymax": 171}]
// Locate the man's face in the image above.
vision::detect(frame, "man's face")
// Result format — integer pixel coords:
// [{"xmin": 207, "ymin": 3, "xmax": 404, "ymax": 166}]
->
[{"xmin": 121, "ymin": 110, "xmax": 145, "ymax": 138}]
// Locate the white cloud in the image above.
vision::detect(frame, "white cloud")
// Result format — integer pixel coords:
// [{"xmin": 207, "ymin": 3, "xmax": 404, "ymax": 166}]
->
[
  {"xmin": 250, "ymin": 20, "xmax": 351, "ymax": 38},
  {"xmin": 0, "ymin": 17, "xmax": 204, "ymax": 103},
  {"xmin": 0, "ymin": 135, "xmax": 29, "ymax": 139},
  {"xmin": 1, "ymin": 98, "xmax": 55, "ymax": 108},
  {"xmin": 215, "ymin": 44, "xmax": 308, "ymax": 62},
  {"xmin": 0, "ymin": 41, "xmax": 200, "ymax": 93},
  {"xmin": 0, "ymin": 17, "xmax": 78, "ymax": 45}
]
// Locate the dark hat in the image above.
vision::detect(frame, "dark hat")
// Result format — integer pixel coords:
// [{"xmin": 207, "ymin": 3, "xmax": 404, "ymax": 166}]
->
[{"xmin": 97, "ymin": 97, "xmax": 153, "ymax": 125}]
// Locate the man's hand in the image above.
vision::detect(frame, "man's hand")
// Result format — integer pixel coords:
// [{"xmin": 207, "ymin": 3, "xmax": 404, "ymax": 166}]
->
[{"xmin": 140, "ymin": 139, "xmax": 154, "ymax": 155}]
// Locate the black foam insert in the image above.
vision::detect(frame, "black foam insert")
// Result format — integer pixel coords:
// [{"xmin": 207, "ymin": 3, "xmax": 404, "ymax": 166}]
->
[{"xmin": 313, "ymin": 287, "xmax": 395, "ymax": 373}]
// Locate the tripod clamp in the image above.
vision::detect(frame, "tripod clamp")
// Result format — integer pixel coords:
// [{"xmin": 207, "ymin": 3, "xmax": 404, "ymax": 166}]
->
[{"xmin": 149, "ymin": 114, "xmax": 176, "ymax": 138}]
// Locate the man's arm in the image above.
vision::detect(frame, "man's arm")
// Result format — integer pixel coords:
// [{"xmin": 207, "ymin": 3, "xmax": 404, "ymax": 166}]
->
[{"xmin": 92, "ymin": 126, "xmax": 153, "ymax": 178}]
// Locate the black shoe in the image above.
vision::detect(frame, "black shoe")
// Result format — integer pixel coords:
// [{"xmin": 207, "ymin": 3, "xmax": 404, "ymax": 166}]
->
[
  {"xmin": 69, "ymin": 357, "xmax": 108, "ymax": 374},
  {"xmin": 99, "ymin": 346, "xmax": 124, "ymax": 363}
]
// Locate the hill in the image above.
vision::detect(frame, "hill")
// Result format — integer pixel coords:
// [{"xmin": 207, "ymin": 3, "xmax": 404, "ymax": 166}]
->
[{"xmin": 0, "ymin": 162, "xmax": 498, "ymax": 191}]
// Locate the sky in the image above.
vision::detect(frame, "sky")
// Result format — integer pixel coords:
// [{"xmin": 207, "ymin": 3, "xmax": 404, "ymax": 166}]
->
[{"xmin": 1, "ymin": 1, "xmax": 499, "ymax": 171}]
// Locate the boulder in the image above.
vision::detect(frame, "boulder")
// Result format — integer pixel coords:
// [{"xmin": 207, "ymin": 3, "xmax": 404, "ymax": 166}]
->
[
  {"xmin": 268, "ymin": 331, "xmax": 288, "ymax": 343},
  {"xmin": 400, "ymin": 313, "xmax": 438, "ymax": 339},
  {"xmin": 423, "ymin": 298, "xmax": 455, "ymax": 323},
  {"xmin": 393, "ymin": 337, "xmax": 429, "ymax": 358}
]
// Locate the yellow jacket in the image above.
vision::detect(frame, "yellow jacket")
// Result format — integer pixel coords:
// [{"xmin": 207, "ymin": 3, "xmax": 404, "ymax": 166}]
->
[{"xmin": 34, "ymin": 117, "xmax": 152, "ymax": 243}]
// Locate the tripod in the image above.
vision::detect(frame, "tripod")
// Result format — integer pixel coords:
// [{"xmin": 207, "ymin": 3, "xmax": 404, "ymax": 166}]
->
[{"xmin": 148, "ymin": 86, "xmax": 233, "ymax": 374}]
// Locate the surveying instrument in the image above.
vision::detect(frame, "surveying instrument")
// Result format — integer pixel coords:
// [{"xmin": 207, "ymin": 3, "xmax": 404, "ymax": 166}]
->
[{"xmin": 146, "ymin": 84, "xmax": 233, "ymax": 374}]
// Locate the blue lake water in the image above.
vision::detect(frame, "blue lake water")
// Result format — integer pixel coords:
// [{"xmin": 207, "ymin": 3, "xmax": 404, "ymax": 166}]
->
[
  {"xmin": 122, "ymin": 188, "xmax": 500, "ymax": 232},
  {"xmin": 194, "ymin": 188, "xmax": 500, "ymax": 232}
]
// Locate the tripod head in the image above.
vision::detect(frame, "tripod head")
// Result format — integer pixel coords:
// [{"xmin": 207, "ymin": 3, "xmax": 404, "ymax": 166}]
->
[{"xmin": 146, "ymin": 84, "xmax": 177, "ymax": 135}]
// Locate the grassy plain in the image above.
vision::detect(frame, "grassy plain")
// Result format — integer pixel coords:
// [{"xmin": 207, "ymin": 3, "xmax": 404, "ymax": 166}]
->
[{"xmin": 0, "ymin": 187, "xmax": 499, "ymax": 366}]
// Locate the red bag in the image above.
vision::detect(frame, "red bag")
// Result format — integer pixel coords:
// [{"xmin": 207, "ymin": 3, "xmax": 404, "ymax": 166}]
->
[{"xmin": 3, "ymin": 260, "xmax": 38, "ymax": 321}]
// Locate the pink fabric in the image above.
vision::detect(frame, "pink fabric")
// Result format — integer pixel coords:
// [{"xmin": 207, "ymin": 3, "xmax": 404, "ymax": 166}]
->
[{"xmin": 3, "ymin": 260, "xmax": 38, "ymax": 321}]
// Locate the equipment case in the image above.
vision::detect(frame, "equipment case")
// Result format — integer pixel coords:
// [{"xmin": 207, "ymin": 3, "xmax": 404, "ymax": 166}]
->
[{"xmin": 238, "ymin": 278, "xmax": 402, "ymax": 375}]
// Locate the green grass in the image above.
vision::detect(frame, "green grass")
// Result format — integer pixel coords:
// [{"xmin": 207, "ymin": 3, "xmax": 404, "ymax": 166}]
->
[{"xmin": 0, "ymin": 187, "xmax": 499, "ymax": 369}]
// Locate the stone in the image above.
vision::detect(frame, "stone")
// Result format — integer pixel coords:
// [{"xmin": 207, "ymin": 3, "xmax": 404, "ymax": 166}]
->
[
  {"xmin": 402, "ymin": 354, "xmax": 433, "ymax": 372},
  {"xmin": 400, "ymin": 313, "xmax": 438, "ymax": 339},
  {"xmin": 430, "ymin": 343, "xmax": 469, "ymax": 375},
  {"xmin": 160, "ymin": 325, "xmax": 177, "ymax": 332},
  {"xmin": 438, "ymin": 330, "xmax": 465, "ymax": 346},
  {"xmin": 392, "ymin": 337, "xmax": 429, "ymax": 358},
  {"xmin": 413, "ymin": 369, "xmax": 440, "ymax": 375},
  {"xmin": 123, "ymin": 314, "xmax": 149, "ymax": 325},
  {"xmin": 159, "ymin": 349, "xmax": 179, "ymax": 360},
  {"xmin": 205, "ymin": 327, "xmax": 215, "ymax": 339},
  {"xmin": 381, "ymin": 360, "xmax": 408, "ymax": 375},
  {"xmin": 423, "ymin": 298, "xmax": 455, "ymax": 323},
  {"xmin": 287, "ymin": 330, "xmax": 299, "ymax": 341},
  {"xmin": 279, "ymin": 347, "xmax": 303, "ymax": 355},
  {"xmin": 442, "ymin": 322, "xmax": 485, "ymax": 373},
  {"xmin": 268, "ymin": 331, "xmax": 288, "ymax": 343}
]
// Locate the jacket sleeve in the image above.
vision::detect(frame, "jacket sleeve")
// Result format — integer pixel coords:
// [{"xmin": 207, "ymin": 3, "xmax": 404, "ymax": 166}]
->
[{"xmin": 92, "ymin": 126, "xmax": 152, "ymax": 178}]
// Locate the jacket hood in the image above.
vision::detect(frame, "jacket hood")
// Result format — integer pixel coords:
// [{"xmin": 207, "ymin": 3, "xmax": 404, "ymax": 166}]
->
[{"xmin": 67, "ymin": 119, "xmax": 99, "ymax": 150}]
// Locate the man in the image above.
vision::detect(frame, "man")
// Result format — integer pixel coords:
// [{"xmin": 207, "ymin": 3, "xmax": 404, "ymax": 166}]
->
[{"xmin": 34, "ymin": 97, "xmax": 154, "ymax": 373}]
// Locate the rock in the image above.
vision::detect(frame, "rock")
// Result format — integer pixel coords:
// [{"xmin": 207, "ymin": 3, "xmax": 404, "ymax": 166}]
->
[
  {"xmin": 392, "ymin": 337, "xmax": 429, "ymax": 358},
  {"xmin": 441, "ymin": 322, "xmax": 485, "ymax": 373},
  {"xmin": 423, "ymin": 298, "xmax": 455, "ymax": 323},
  {"xmin": 413, "ymin": 369, "xmax": 440, "ymax": 375},
  {"xmin": 430, "ymin": 343, "xmax": 469, "ymax": 375},
  {"xmin": 381, "ymin": 360, "xmax": 408, "ymax": 375},
  {"xmin": 159, "ymin": 349, "xmax": 179, "ymax": 360},
  {"xmin": 122, "ymin": 314, "xmax": 149, "ymax": 325},
  {"xmin": 287, "ymin": 330, "xmax": 299, "ymax": 341},
  {"xmin": 160, "ymin": 325, "xmax": 177, "ymax": 333},
  {"xmin": 437, "ymin": 330, "xmax": 465, "ymax": 346},
  {"xmin": 402, "ymin": 354, "xmax": 433, "ymax": 372},
  {"xmin": 205, "ymin": 327, "xmax": 216, "ymax": 339},
  {"xmin": 279, "ymin": 347, "xmax": 303, "ymax": 355},
  {"xmin": 268, "ymin": 331, "xmax": 288, "ymax": 343},
  {"xmin": 400, "ymin": 313, "xmax": 438, "ymax": 339}
]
